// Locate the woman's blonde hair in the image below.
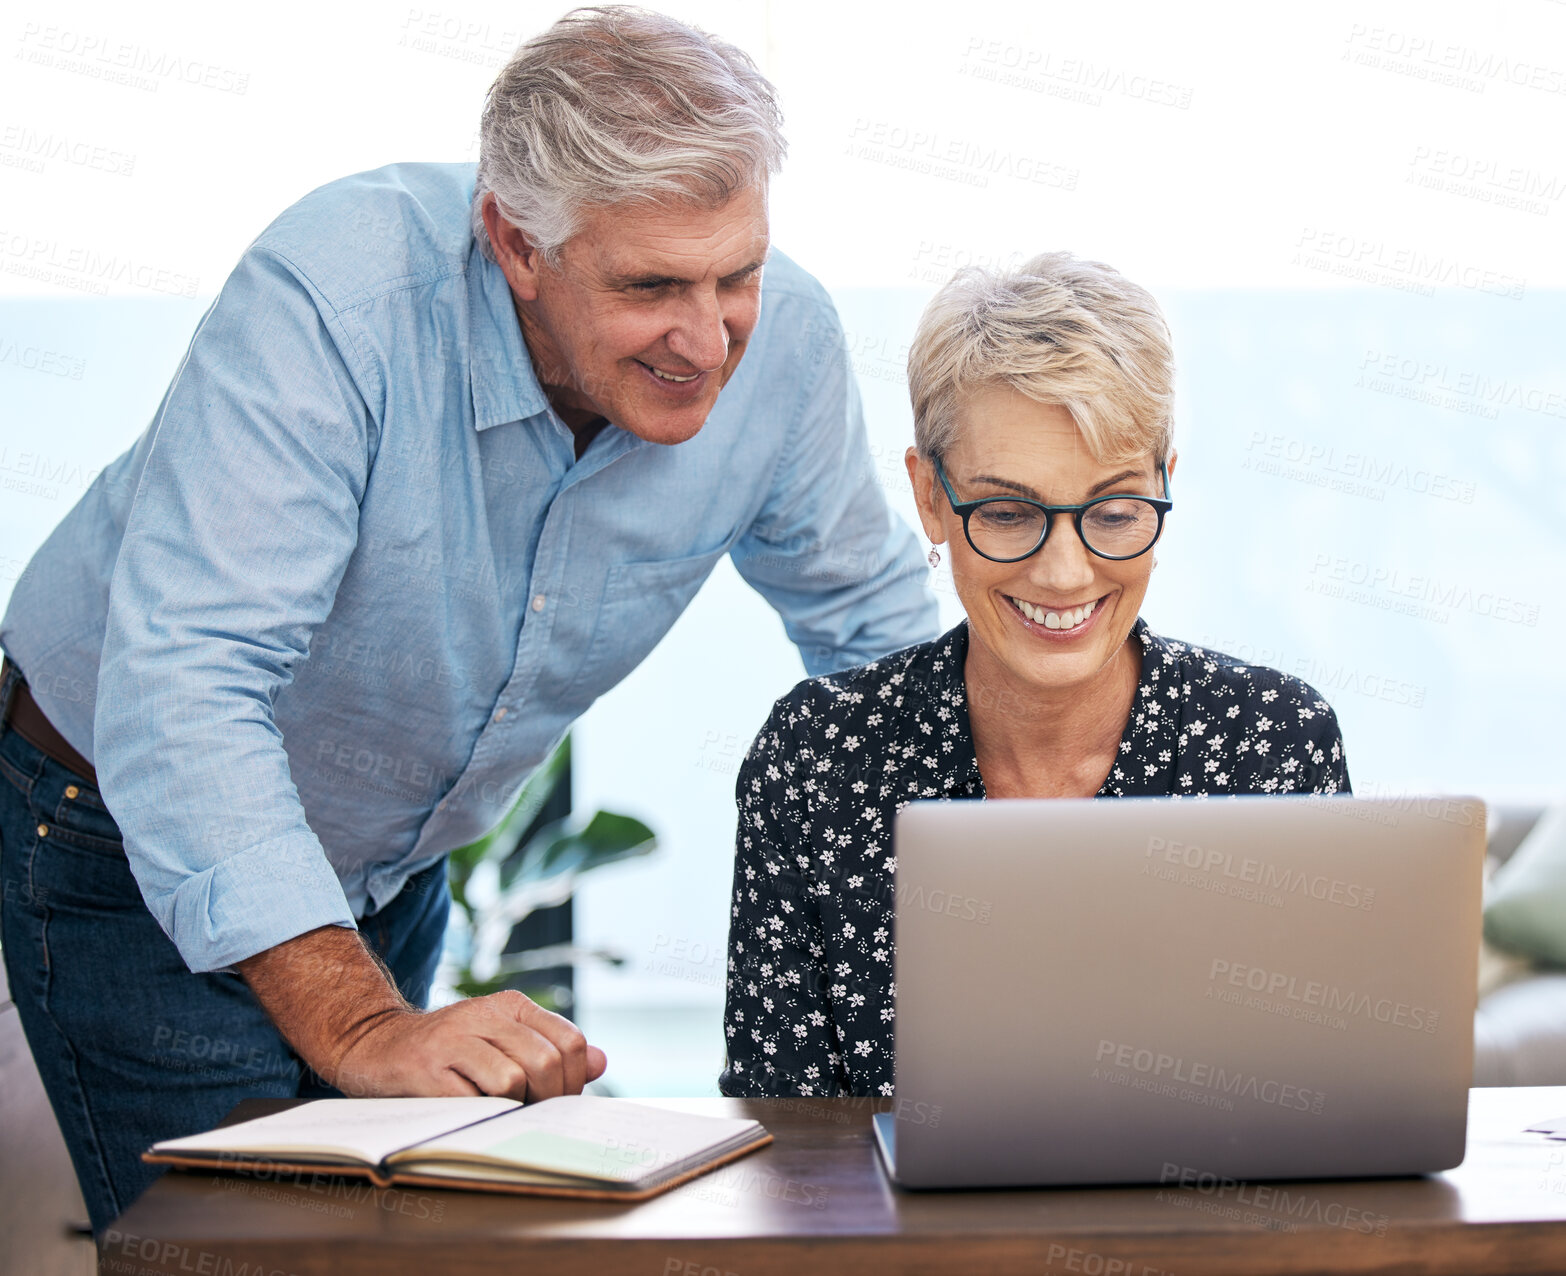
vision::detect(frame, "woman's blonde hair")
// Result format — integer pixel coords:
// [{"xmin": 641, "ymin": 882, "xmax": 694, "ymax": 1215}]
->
[{"xmin": 907, "ymin": 252, "xmax": 1174, "ymax": 465}]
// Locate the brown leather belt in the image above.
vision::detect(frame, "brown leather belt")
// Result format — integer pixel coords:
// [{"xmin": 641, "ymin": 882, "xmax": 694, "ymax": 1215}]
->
[{"xmin": 1, "ymin": 658, "xmax": 98, "ymax": 788}]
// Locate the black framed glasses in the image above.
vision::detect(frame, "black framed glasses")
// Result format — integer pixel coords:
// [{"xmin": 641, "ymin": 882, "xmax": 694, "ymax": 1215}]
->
[{"xmin": 932, "ymin": 455, "xmax": 1173, "ymax": 563}]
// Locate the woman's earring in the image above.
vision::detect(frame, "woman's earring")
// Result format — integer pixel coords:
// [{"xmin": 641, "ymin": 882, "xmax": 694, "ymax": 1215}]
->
[
  {"xmin": 1152, "ymin": 555, "xmax": 1160, "ymax": 569},
  {"xmin": 928, "ymin": 546, "xmax": 942, "ymax": 568}
]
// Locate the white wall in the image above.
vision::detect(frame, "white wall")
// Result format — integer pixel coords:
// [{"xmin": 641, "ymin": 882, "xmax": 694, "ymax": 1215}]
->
[{"xmin": 5, "ymin": 1, "xmax": 1562, "ymax": 293}]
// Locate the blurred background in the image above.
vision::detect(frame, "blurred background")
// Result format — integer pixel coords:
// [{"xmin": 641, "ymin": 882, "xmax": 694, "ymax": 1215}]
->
[{"xmin": 2, "ymin": 0, "xmax": 1563, "ymax": 1097}]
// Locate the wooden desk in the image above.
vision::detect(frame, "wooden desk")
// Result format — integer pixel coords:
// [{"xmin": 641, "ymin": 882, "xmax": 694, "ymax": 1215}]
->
[{"xmin": 104, "ymin": 1088, "xmax": 1566, "ymax": 1276}]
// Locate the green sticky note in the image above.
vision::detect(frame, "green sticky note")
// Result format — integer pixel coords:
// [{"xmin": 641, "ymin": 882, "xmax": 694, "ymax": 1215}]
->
[{"xmin": 483, "ymin": 1129, "xmax": 632, "ymax": 1180}]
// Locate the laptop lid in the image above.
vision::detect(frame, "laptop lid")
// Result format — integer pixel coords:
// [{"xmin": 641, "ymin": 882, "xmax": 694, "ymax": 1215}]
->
[{"xmin": 888, "ymin": 795, "xmax": 1484, "ymax": 1188}]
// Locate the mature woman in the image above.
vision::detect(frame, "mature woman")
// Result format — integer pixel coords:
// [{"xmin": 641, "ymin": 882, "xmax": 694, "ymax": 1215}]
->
[{"xmin": 719, "ymin": 252, "xmax": 1351, "ymax": 1099}]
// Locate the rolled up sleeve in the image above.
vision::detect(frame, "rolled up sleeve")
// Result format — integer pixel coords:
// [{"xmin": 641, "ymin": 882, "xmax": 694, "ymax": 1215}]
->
[
  {"xmin": 94, "ymin": 246, "xmax": 379, "ymax": 973},
  {"xmin": 730, "ymin": 299, "xmax": 938, "ymax": 677}
]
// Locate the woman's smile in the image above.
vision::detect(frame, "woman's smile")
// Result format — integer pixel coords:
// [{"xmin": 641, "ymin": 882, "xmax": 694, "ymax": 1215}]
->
[{"xmin": 1001, "ymin": 589, "xmax": 1113, "ymax": 637}]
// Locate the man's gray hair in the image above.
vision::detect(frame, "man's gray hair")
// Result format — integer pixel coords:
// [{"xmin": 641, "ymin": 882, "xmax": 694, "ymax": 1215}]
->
[
  {"xmin": 908, "ymin": 252, "xmax": 1175, "ymax": 466},
  {"xmin": 471, "ymin": 6, "xmax": 785, "ymax": 265}
]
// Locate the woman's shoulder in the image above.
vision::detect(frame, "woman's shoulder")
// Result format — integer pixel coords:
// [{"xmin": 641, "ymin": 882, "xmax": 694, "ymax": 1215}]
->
[
  {"xmin": 741, "ymin": 623, "xmax": 966, "ymax": 771},
  {"xmin": 1136, "ymin": 623, "xmax": 1351, "ymax": 794},
  {"xmin": 1140, "ymin": 623, "xmax": 1342, "ymax": 726},
  {"xmin": 771, "ymin": 624, "xmax": 962, "ymax": 725},
  {"xmin": 1140, "ymin": 619, "xmax": 1346, "ymax": 767}
]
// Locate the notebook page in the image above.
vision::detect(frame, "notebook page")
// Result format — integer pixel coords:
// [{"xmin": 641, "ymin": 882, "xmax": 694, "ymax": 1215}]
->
[
  {"xmin": 397, "ymin": 1095, "xmax": 762, "ymax": 1183},
  {"xmin": 151, "ymin": 1097, "xmax": 520, "ymax": 1166},
  {"xmin": 1525, "ymin": 1116, "xmax": 1566, "ymax": 1138}
]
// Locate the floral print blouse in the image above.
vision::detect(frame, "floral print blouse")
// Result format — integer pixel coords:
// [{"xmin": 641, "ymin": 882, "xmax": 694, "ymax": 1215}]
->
[{"xmin": 719, "ymin": 616, "xmax": 1352, "ymax": 1099}]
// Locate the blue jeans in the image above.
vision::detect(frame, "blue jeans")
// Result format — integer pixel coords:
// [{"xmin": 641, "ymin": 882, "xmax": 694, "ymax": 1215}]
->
[{"xmin": 0, "ymin": 669, "xmax": 451, "ymax": 1234}]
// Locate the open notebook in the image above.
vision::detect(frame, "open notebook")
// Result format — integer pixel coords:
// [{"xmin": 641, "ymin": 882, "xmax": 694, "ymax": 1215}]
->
[{"xmin": 144, "ymin": 1096, "xmax": 771, "ymax": 1201}]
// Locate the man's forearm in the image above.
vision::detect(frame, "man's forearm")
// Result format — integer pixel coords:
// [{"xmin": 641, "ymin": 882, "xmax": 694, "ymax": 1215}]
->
[{"xmin": 236, "ymin": 925, "xmax": 409, "ymax": 1086}]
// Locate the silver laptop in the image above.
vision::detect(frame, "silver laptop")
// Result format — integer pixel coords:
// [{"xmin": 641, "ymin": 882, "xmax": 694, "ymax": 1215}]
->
[{"xmin": 875, "ymin": 795, "xmax": 1484, "ymax": 1188}]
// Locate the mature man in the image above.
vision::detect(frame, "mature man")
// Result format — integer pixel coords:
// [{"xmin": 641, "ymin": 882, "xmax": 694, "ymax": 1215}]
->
[{"xmin": 0, "ymin": 7, "xmax": 936, "ymax": 1230}]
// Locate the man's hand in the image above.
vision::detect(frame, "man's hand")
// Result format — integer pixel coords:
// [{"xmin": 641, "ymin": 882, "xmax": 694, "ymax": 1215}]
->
[
  {"xmin": 237, "ymin": 924, "xmax": 606, "ymax": 1101},
  {"xmin": 333, "ymin": 994, "xmax": 607, "ymax": 1100}
]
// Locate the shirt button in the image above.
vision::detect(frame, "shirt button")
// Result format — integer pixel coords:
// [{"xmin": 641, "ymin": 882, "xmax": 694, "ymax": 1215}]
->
[
  {"xmin": 493, "ymin": 707, "xmax": 508, "ymax": 722},
  {"xmin": 36, "ymin": 824, "xmax": 49, "ymax": 838},
  {"xmin": 64, "ymin": 785, "xmax": 79, "ymax": 800},
  {"xmin": 437, "ymin": 800, "xmax": 447, "ymax": 812},
  {"xmin": 530, "ymin": 594, "xmax": 546, "ymax": 612}
]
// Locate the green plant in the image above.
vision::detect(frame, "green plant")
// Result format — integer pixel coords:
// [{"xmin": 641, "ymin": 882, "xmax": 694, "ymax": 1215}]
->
[{"xmin": 439, "ymin": 735, "xmax": 657, "ymax": 1006}]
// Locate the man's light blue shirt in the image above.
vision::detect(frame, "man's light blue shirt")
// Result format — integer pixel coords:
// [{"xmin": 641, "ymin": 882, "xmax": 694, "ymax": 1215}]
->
[{"xmin": 0, "ymin": 162, "xmax": 937, "ymax": 973}]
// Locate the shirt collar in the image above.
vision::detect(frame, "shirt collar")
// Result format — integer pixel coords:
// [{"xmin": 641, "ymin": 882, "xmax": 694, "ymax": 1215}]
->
[
  {"xmin": 466, "ymin": 238, "xmax": 550, "ymax": 431},
  {"xmin": 919, "ymin": 615, "xmax": 1169, "ymax": 798}
]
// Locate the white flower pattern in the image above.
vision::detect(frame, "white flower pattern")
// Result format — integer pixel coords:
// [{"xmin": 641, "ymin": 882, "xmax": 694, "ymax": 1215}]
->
[{"xmin": 718, "ymin": 618, "xmax": 1350, "ymax": 1098}]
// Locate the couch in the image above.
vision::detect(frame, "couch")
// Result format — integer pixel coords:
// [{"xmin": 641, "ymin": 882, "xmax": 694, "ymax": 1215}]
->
[{"xmin": 1475, "ymin": 805, "xmax": 1566, "ymax": 1086}]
